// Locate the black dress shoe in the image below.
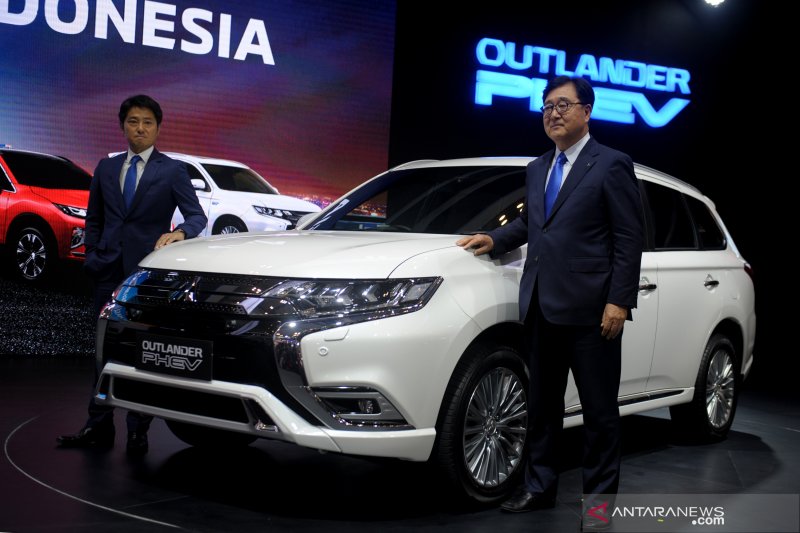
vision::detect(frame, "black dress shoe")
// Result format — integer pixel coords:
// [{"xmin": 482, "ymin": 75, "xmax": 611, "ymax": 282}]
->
[
  {"xmin": 582, "ymin": 514, "xmax": 613, "ymax": 531},
  {"xmin": 57, "ymin": 426, "xmax": 115, "ymax": 449},
  {"xmin": 500, "ymin": 488, "xmax": 556, "ymax": 513},
  {"xmin": 126, "ymin": 431, "xmax": 149, "ymax": 456}
]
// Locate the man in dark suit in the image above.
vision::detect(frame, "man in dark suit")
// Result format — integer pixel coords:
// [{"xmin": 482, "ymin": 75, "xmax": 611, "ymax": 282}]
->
[
  {"xmin": 457, "ymin": 76, "xmax": 643, "ymax": 530},
  {"xmin": 57, "ymin": 94, "xmax": 207, "ymax": 456}
]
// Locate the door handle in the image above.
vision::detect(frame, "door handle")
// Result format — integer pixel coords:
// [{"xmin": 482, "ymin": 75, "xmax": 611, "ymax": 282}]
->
[
  {"xmin": 639, "ymin": 278, "xmax": 657, "ymax": 292},
  {"xmin": 704, "ymin": 279, "xmax": 719, "ymax": 289}
]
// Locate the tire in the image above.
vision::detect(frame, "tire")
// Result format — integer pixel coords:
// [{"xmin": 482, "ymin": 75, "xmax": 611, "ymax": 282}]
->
[
  {"xmin": 670, "ymin": 333, "xmax": 739, "ymax": 441},
  {"xmin": 212, "ymin": 217, "xmax": 247, "ymax": 235},
  {"xmin": 12, "ymin": 225, "xmax": 56, "ymax": 282},
  {"xmin": 434, "ymin": 342, "xmax": 528, "ymax": 505},
  {"xmin": 166, "ymin": 420, "xmax": 257, "ymax": 448}
]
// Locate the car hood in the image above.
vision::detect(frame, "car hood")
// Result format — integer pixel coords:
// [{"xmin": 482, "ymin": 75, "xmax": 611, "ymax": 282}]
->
[
  {"xmin": 139, "ymin": 231, "xmax": 457, "ymax": 278},
  {"xmin": 29, "ymin": 187, "xmax": 89, "ymax": 206},
  {"xmin": 220, "ymin": 191, "xmax": 319, "ymax": 212}
]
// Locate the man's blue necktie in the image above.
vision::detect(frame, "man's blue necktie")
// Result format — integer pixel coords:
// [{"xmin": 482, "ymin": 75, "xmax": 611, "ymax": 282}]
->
[
  {"xmin": 123, "ymin": 154, "xmax": 141, "ymax": 209},
  {"xmin": 544, "ymin": 152, "xmax": 567, "ymax": 218}
]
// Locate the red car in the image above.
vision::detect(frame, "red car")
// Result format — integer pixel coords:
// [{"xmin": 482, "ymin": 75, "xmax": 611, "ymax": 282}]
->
[{"xmin": 0, "ymin": 147, "xmax": 91, "ymax": 282}]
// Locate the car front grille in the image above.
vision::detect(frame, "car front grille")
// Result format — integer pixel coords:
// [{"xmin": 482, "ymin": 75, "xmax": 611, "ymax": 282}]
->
[
  {"xmin": 100, "ymin": 269, "xmax": 319, "ymax": 425},
  {"xmin": 285, "ymin": 210, "xmax": 313, "ymax": 225}
]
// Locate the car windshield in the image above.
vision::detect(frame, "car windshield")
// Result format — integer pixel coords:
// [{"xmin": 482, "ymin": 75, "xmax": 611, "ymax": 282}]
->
[
  {"xmin": 307, "ymin": 165, "xmax": 526, "ymax": 234},
  {"xmin": 202, "ymin": 164, "xmax": 278, "ymax": 194},
  {"xmin": 1, "ymin": 151, "xmax": 92, "ymax": 190}
]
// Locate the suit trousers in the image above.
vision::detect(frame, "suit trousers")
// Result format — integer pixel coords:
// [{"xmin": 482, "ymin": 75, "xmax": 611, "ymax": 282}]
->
[
  {"xmin": 85, "ymin": 274, "xmax": 153, "ymax": 434},
  {"xmin": 523, "ymin": 286, "xmax": 622, "ymax": 498}
]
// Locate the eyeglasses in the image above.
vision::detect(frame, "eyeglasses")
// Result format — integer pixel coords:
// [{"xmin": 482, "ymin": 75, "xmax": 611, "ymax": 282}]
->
[{"xmin": 540, "ymin": 100, "xmax": 585, "ymax": 117}]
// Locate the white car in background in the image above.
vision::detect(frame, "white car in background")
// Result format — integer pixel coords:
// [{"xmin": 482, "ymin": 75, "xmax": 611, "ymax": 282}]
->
[
  {"xmin": 166, "ymin": 153, "xmax": 320, "ymax": 235},
  {"xmin": 94, "ymin": 157, "xmax": 756, "ymax": 505}
]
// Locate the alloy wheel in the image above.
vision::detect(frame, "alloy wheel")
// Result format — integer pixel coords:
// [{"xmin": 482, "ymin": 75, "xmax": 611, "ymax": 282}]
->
[
  {"xmin": 16, "ymin": 230, "xmax": 47, "ymax": 280},
  {"xmin": 705, "ymin": 349, "xmax": 735, "ymax": 430},
  {"xmin": 462, "ymin": 367, "xmax": 527, "ymax": 488}
]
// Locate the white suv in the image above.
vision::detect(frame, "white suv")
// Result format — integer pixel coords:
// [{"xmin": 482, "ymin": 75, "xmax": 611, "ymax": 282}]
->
[
  {"xmin": 166, "ymin": 153, "xmax": 320, "ymax": 235},
  {"xmin": 94, "ymin": 157, "xmax": 756, "ymax": 505}
]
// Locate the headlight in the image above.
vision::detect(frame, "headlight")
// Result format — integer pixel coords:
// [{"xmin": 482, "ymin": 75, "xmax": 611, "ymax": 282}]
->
[
  {"xmin": 107, "ymin": 270, "xmax": 442, "ymax": 323},
  {"xmin": 259, "ymin": 277, "xmax": 442, "ymax": 319},
  {"xmin": 253, "ymin": 206, "xmax": 292, "ymax": 220},
  {"xmin": 54, "ymin": 203, "xmax": 87, "ymax": 218}
]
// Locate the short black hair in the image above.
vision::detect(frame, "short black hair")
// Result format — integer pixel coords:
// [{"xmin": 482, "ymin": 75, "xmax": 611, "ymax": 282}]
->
[
  {"xmin": 118, "ymin": 94, "xmax": 163, "ymax": 127},
  {"xmin": 543, "ymin": 76, "xmax": 595, "ymax": 107}
]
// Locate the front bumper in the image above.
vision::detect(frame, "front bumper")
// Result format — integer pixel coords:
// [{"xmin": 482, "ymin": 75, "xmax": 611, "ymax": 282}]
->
[{"xmin": 95, "ymin": 362, "xmax": 436, "ymax": 461}]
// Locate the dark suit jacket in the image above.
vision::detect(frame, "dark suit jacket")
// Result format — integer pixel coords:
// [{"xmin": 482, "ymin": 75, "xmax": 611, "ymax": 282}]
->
[
  {"xmin": 489, "ymin": 137, "xmax": 643, "ymax": 325},
  {"xmin": 84, "ymin": 149, "xmax": 207, "ymax": 281}
]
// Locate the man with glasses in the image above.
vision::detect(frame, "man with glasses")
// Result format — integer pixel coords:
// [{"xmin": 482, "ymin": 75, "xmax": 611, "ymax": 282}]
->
[{"xmin": 457, "ymin": 76, "xmax": 643, "ymax": 531}]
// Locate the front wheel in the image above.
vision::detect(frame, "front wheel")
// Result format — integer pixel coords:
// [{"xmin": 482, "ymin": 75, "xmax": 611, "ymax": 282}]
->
[
  {"xmin": 670, "ymin": 333, "xmax": 739, "ymax": 441},
  {"xmin": 212, "ymin": 217, "xmax": 247, "ymax": 235},
  {"xmin": 434, "ymin": 342, "xmax": 528, "ymax": 504},
  {"xmin": 12, "ymin": 225, "xmax": 56, "ymax": 282},
  {"xmin": 166, "ymin": 420, "xmax": 257, "ymax": 448}
]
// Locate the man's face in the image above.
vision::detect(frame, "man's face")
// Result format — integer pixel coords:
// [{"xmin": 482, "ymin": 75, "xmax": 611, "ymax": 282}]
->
[
  {"xmin": 123, "ymin": 106, "xmax": 159, "ymax": 154},
  {"xmin": 542, "ymin": 82, "xmax": 591, "ymax": 151}
]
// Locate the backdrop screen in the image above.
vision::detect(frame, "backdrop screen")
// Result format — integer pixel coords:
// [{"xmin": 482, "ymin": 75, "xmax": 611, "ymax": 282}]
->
[{"xmin": 0, "ymin": 0, "xmax": 396, "ymax": 205}]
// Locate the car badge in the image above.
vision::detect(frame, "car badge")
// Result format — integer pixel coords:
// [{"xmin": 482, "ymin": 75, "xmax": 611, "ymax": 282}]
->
[{"xmin": 170, "ymin": 276, "xmax": 202, "ymax": 303}]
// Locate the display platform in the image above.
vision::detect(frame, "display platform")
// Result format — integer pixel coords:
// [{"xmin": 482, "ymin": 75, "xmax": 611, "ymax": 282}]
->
[{"xmin": 1, "ymin": 355, "xmax": 797, "ymax": 533}]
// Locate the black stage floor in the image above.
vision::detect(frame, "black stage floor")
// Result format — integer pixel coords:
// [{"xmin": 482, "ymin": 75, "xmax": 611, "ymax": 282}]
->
[
  {"xmin": 1, "ymin": 356, "xmax": 798, "ymax": 533},
  {"xmin": 1, "ymin": 266, "xmax": 799, "ymax": 532}
]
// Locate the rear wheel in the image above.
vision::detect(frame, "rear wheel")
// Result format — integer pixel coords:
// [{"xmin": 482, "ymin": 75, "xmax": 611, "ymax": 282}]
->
[
  {"xmin": 166, "ymin": 420, "xmax": 257, "ymax": 448},
  {"xmin": 12, "ymin": 225, "xmax": 56, "ymax": 282},
  {"xmin": 670, "ymin": 333, "xmax": 739, "ymax": 441},
  {"xmin": 434, "ymin": 342, "xmax": 528, "ymax": 504}
]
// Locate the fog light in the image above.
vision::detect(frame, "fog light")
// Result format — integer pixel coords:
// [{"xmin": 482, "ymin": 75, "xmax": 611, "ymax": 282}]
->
[
  {"xmin": 312, "ymin": 386, "xmax": 408, "ymax": 427},
  {"xmin": 358, "ymin": 399, "xmax": 377, "ymax": 414},
  {"xmin": 71, "ymin": 226, "xmax": 85, "ymax": 249}
]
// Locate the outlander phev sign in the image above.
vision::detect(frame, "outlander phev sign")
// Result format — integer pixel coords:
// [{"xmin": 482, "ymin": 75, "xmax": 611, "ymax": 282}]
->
[{"xmin": 474, "ymin": 37, "xmax": 691, "ymax": 128}]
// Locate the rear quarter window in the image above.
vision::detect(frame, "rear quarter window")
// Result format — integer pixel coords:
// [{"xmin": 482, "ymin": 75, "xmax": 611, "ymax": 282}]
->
[{"xmin": 685, "ymin": 195, "xmax": 726, "ymax": 250}]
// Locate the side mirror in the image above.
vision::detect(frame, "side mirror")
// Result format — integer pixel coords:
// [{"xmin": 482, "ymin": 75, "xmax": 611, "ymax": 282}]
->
[{"xmin": 191, "ymin": 179, "xmax": 206, "ymax": 191}]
